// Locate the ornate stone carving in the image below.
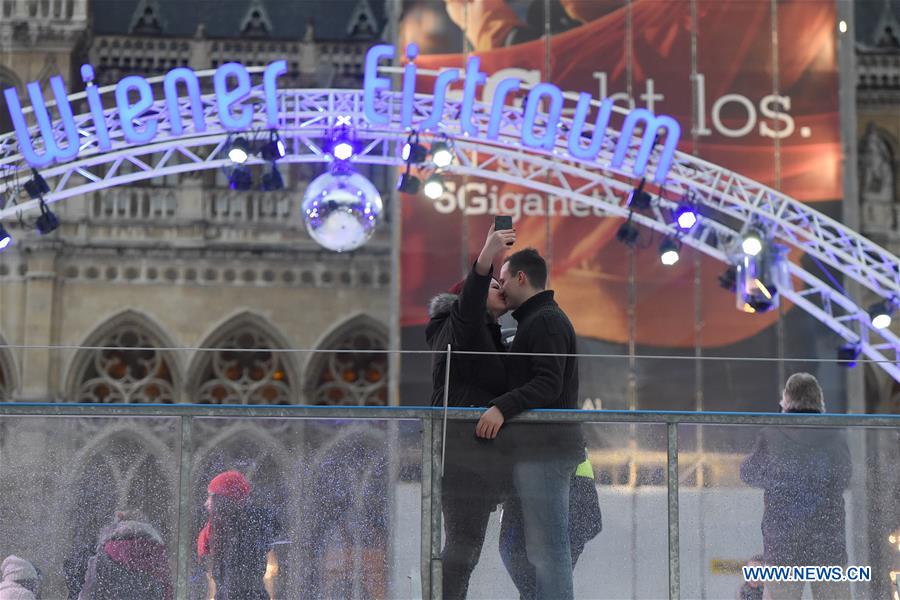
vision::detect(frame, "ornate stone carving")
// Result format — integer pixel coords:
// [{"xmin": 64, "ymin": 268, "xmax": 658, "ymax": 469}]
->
[{"xmin": 194, "ymin": 328, "xmax": 293, "ymax": 405}]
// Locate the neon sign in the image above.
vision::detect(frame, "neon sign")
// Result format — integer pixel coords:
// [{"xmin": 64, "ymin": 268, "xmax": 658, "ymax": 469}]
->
[{"xmin": 4, "ymin": 45, "xmax": 680, "ymax": 182}]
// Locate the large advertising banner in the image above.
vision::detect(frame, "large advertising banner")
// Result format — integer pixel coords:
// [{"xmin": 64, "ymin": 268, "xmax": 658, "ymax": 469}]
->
[{"xmin": 398, "ymin": 0, "xmax": 841, "ymax": 409}]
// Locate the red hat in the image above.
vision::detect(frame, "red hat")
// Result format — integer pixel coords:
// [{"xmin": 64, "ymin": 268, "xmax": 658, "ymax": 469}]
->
[
  {"xmin": 447, "ymin": 279, "xmax": 465, "ymax": 295},
  {"xmin": 207, "ymin": 470, "xmax": 251, "ymax": 501}
]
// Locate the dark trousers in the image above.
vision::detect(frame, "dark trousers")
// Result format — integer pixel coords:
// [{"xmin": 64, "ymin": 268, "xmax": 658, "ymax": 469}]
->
[{"xmin": 440, "ymin": 470, "xmax": 503, "ymax": 600}]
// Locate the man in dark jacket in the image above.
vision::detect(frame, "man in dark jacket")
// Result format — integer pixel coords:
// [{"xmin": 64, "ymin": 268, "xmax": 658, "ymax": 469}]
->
[
  {"xmin": 425, "ymin": 225, "xmax": 516, "ymax": 599},
  {"xmin": 740, "ymin": 372, "xmax": 852, "ymax": 600},
  {"xmin": 477, "ymin": 247, "xmax": 584, "ymax": 600}
]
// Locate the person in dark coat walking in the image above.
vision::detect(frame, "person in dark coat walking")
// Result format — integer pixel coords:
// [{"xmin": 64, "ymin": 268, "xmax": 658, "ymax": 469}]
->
[
  {"xmin": 78, "ymin": 510, "xmax": 171, "ymax": 600},
  {"xmin": 740, "ymin": 372, "xmax": 852, "ymax": 600},
  {"xmin": 477, "ymin": 247, "xmax": 585, "ymax": 600},
  {"xmin": 426, "ymin": 224, "xmax": 516, "ymax": 599},
  {"xmin": 197, "ymin": 470, "xmax": 279, "ymax": 600}
]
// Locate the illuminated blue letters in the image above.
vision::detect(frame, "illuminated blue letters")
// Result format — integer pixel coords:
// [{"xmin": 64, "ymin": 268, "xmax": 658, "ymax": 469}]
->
[
  {"xmin": 486, "ymin": 78, "xmax": 521, "ymax": 139},
  {"xmin": 521, "ymin": 83, "xmax": 563, "ymax": 151},
  {"xmin": 419, "ymin": 68, "xmax": 460, "ymax": 131},
  {"xmin": 116, "ymin": 75, "xmax": 157, "ymax": 143},
  {"xmin": 164, "ymin": 68, "xmax": 206, "ymax": 136},
  {"xmin": 459, "ymin": 56, "xmax": 487, "ymax": 136},
  {"xmin": 568, "ymin": 94, "xmax": 612, "ymax": 160},
  {"xmin": 81, "ymin": 64, "xmax": 111, "ymax": 152},
  {"xmin": 611, "ymin": 108, "xmax": 681, "ymax": 183},
  {"xmin": 4, "ymin": 76, "xmax": 80, "ymax": 167},
  {"xmin": 363, "ymin": 45, "xmax": 394, "ymax": 125},
  {"xmin": 214, "ymin": 62, "xmax": 253, "ymax": 131},
  {"xmin": 263, "ymin": 60, "xmax": 287, "ymax": 128},
  {"xmin": 401, "ymin": 44, "xmax": 419, "ymax": 129}
]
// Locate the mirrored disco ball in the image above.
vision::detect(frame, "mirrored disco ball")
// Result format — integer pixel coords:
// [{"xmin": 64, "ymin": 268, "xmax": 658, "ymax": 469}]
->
[{"xmin": 302, "ymin": 169, "xmax": 383, "ymax": 252}]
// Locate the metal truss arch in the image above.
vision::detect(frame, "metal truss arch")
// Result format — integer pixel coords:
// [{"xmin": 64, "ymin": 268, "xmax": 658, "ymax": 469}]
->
[{"xmin": 0, "ymin": 82, "xmax": 898, "ymax": 380}]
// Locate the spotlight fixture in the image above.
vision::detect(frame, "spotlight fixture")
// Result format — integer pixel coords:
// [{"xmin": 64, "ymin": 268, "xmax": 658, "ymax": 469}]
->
[
  {"xmin": 24, "ymin": 169, "xmax": 50, "ymax": 199},
  {"xmin": 423, "ymin": 174, "xmax": 445, "ymax": 200},
  {"xmin": 228, "ymin": 137, "xmax": 250, "ymax": 164},
  {"xmin": 430, "ymin": 140, "xmax": 454, "ymax": 168},
  {"xmin": 674, "ymin": 204, "xmax": 698, "ymax": 230},
  {"xmin": 869, "ymin": 299, "xmax": 895, "ymax": 330},
  {"xmin": 837, "ymin": 343, "xmax": 861, "ymax": 368},
  {"xmin": 333, "ymin": 141, "xmax": 354, "ymax": 161},
  {"xmin": 627, "ymin": 179, "xmax": 652, "ymax": 211},
  {"xmin": 228, "ymin": 165, "xmax": 253, "ymax": 191},
  {"xmin": 741, "ymin": 227, "xmax": 764, "ymax": 257},
  {"xmin": 0, "ymin": 224, "xmax": 11, "ymax": 251},
  {"xmin": 35, "ymin": 199, "xmax": 59, "ymax": 234},
  {"xmin": 260, "ymin": 131, "xmax": 286, "ymax": 162},
  {"xmin": 260, "ymin": 164, "xmax": 284, "ymax": 191},
  {"xmin": 735, "ymin": 245, "xmax": 786, "ymax": 314},
  {"xmin": 397, "ymin": 172, "xmax": 420, "ymax": 194},
  {"xmin": 616, "ymin": 214, "xmax": 640, "ymax": 246},
  {"xmin": 718, "ymin": 266, "xmax": 737, "ymax": 292},
  {"xmin": 402, "ymin": 133, "xmax": 428, "ymax": 164},
  {"xmin": 659, "ymin": 238, "xmax": 680, "ymax": 266}
]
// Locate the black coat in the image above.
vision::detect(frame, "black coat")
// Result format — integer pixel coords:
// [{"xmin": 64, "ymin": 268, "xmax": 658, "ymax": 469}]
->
[
  {"xmin": 491, "ymin": 291, "xmax": 584, "ymax": 462},
  {"xmin": 425, "ymin": 264, "xmax": 507, "ymax": 408},
  {"xmin": 740, "ymin": 425, "xmax": 852, "ymax": 565}
]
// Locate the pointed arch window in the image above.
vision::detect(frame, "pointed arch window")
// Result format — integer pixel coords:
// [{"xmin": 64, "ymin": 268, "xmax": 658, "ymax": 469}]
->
[
  {"xmin": 73, "ymin": 326, "xmax": 176, "ymax": 403},
  {"xmin": 307, "ymin": 320, "xmax": 388, "ymax": 406},
  {"xmin": 193, "ymin": 327, "xmax": 293, "ymax": 405}
]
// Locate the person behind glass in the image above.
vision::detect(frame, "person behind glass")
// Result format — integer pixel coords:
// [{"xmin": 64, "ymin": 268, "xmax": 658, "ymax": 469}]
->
[
  {"xmin": 0, "ymin": 555, "xmax": 39, "ymax": 600},
  {"xmin": 425, "ymin": 223, "xmax": 516, "ymax": 600},
  {"xmin": 740, "ymin": 373, "xmax": 852, "ymax": 600},
  {"xmin": 78, "ymin": 510, "xmax": 171, "ymax": 600},
  {"xmin": 477, "ymin": 248, "xmax": 585, "ymax": 600},
  {"xmin": 736, "ymin": 554, "xmax": 764, "ymax": 600},
  {"xmin": 197, "ymin": 471, "xmax": 280, "ymax": 600}
]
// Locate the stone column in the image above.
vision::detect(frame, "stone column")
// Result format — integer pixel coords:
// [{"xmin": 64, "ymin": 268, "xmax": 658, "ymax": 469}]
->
[{"xmin": 20, "ymin": 244, "xmax": 60, "ymax": 400}]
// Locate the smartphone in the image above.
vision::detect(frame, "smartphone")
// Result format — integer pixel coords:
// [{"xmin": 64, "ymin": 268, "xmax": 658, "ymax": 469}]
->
[{"xmin": 494, "ymin": 215, "xmax": 513, "ymax": 231}]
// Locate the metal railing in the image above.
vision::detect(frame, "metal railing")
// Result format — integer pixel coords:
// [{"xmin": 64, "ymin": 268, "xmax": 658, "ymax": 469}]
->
[{"xmin": 1, "ymin": 401, "xmax": 897, "ymax": 599}]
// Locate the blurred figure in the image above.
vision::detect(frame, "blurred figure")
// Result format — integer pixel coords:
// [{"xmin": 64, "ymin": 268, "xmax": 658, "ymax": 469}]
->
[
  {"xmin": 498, "ymin": 457, "xmax": 602, "ymax": 599},
  {"xmin": 198, "ymin": 471, "xmax": 280, "ymax": 600},
  {"xmin": 78, "ymin": 510, "xmax": 171, "ymax": 600},
  {"xmin": 0, "ymin": 556, "xmax": 39, "ymax": 600},
  {"xmin": 444, "ymin": 0, "xmax": 624, "ymax": 51},
  {"xmin": 740, "ymin": 373, "xmax": 852, "ymax": 600},
  {"xmin": 736, "ymin": 554, "xmax": 764, "ymax": 600}
]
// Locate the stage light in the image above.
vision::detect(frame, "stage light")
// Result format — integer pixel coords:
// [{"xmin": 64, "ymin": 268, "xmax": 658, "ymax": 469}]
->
[
  {"xmin": 741, "ymin": 227, "xmax": 764, "ymax": 256},
  {"xmin": 228, "ymin": 165, "xmax": 253, "ymax": 190},
  {"xmin": 869, "ymin": 300, "xmax": 894, "ymax": 330},
  {"xmin": 718, "ymin": 266, "xmax": 737, "ymax": 292},
  {"xmin": 402, "ymin": 136, "xmax": 427, "ymax": 164},
  {"xmin": 333, "ymin": 141, "xmax": 354, "ymax": 161},
  {"xmin": 838, "ymin": 20, "xmax": 847, "ymax": 34},
  {"xmin": 627, "ymin": 179, "xmax": 652, "ymax": 211},
  {"xmin": 675, "ymin": 204, "xmax": 697, "ymax": 230},
  {"xmin": 423, "ymin": 174, "xmax": 445, "ymax": 200},
  {"xmin": 837, "ymin": 343, "xmax": 861, "ymax": 368},
  {"xmin": 616, "ymin": 215, "xmax": 639, "ymax": 246},
  {"xmin": 260, "ymin": 165, "xmax": 284, "ymax": 191},
  {"xmin": 735, "ymin": 245, "xmax": 787, "ymax": 314},
  {"xmin": 301, "ymin": 167, "xmax": 383, "ymax": 252},
  {"xmin": 396, "ymin": 172, "xmax": 420, "ymax": 194},
  {"xmin": 35, "ymin": 199, "xmax": 59, "ymax": 234},
  {"xmin": 659, "ymin": 238, "xmax": 680, "ymax": 266},
  {"xmin": 228, "ymin": 137, "xmax": 250, "ymax": 164},
  {"xmin": 430, "ymin": 141, "xmax": 454, "ymax": 168},
  {"xmin": 0, "ymin": 225, "xmax": 11, "ymax": 251},
  {"xmin": 24, "ymin": 169, "xmax": 50, "ymax": 199},
  {"xmin": 260, "ymin": 131, "xmax": 286, "ymax": 162}
]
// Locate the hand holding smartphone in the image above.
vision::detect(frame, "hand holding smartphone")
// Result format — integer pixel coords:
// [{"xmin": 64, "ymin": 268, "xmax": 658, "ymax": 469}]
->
[{"xmin": 494, "ymin": 216, "xmax": 514, "ymax": 246}]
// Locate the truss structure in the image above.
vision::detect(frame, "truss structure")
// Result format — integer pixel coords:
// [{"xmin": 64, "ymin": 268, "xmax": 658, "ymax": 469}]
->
[{"xmin": 1, "ymin": 76, "xmax": 899, "ymax": 380}]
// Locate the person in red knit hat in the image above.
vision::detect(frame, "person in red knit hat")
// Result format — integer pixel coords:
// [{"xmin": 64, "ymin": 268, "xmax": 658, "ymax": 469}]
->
[{"xmin": 197, "ymin": 471, "xmax": 280, "ymax": 600}]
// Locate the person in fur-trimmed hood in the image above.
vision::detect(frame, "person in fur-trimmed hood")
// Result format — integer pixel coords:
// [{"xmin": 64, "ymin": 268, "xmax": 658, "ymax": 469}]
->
[
  {"xmin": 0, "ymin": 555, "xmax": 39, "ymax": 600},
  {"xmin": 426, "ymin": 223, "xmax": 516, "ymax": 600},
  {"xmin": 78, "ymin": 510, "xmax": 171, "ymax": 600}
]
